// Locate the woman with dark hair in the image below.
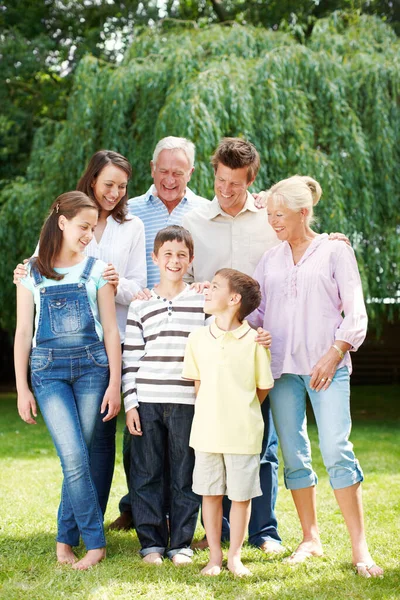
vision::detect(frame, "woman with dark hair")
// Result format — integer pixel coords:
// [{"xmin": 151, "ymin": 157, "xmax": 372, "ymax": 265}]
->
[{"xmin": 15, "ymin": 150, "xmax": 147, "ymax": 516}]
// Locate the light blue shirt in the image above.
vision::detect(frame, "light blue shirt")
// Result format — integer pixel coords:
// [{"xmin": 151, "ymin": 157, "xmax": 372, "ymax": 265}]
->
[{"xmin": 127, "ymin": 185, "xmax": 208, "ymax": 287}]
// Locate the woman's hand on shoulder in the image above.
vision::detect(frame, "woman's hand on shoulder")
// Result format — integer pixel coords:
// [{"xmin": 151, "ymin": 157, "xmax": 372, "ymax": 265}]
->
[
  {"xmin": 102, "ymin": 263, "xmax": 119, "ymax": 294},
  {"xmin": 13, "ymin": 259, "xmax": 29, "ymax": 285},
  {"xmin": 17, "ymin": 390, "xmax": 37, "ymax": 425},
  {"xmin": 255, "ymin": 327, "xmax": 272, "ymax": 349},
  {"xmin": 100, "ymin": 384, "xmax": 121, "ymax": 421}
]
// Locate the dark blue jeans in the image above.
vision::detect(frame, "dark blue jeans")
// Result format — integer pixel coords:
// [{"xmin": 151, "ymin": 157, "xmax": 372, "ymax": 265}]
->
[
  {"xmin": 222, "ymin": 398, "xmax": 281, "ymax": 546},
  {"xmin": 130, "ymin": 402, "xmax": 200, "ymax": 558},
  {"xmin": 90, "ymin": 413, "xmax": 117, "ymax": 515},
  {"xmin": 118, "ymin": 426, "xmax": 132, "ymax": 515}
]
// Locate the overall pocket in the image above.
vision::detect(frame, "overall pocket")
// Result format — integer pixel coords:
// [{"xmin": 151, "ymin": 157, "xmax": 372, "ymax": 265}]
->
[{"xmin": 48, "ymin": 298, "xmax": 81, "ymax": 335}]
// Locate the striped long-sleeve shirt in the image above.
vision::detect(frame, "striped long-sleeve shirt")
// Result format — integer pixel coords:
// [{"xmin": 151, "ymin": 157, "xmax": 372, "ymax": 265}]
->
[{"xmin": 122, "ymin": 286, "xmax": 207, "ymax": 412}]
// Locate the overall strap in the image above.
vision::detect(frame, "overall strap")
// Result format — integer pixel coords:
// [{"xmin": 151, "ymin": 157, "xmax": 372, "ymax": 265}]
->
[
  {"xmin": 30, "ymin": 259, "xmax": 43, "ymax": 287},
  {"xmin": 80, "ymin": 256, "xmax": 97, "ymax": 282}
]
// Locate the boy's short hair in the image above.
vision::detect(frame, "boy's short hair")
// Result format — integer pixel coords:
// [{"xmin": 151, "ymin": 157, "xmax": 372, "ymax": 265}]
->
[
  {"xmin": 153, "ymin": 225, "xmax": 194, "ymax": 259},
  {"xmin": 211, "ymin": 138, "xmax": 260, "ymax": 183},
  {"xmin": 216, "ymin": 268, "xmax": 261, "ymax": 322}
]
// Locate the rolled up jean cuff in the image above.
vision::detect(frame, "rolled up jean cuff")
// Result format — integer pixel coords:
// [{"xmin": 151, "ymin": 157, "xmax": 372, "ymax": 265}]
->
[
  {"xmin": 284, "ymin": 471, "xmax": 318, "ymax": 491},
  {"xmin": 167, "ymin": 547, "xmax": 194, "ymax": 559},
  {"xmin": 329, "ymin": 462, "xmax": 364, "ymax": 490},
  {"xmin": 140, "ymin": 546, "xmax": 165, "ymax": 557}
]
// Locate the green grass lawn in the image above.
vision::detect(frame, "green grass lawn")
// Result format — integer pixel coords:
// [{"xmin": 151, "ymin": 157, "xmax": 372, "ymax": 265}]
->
[{"xmin": 1, "ymin": 387, "xmax": 399, "ymax": 600}]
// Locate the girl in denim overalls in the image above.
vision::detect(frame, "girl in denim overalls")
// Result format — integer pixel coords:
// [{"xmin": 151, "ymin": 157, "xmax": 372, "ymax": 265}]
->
[{"xmin": 14, "ymin": 191, "xmax": 121, "ymax": 570}]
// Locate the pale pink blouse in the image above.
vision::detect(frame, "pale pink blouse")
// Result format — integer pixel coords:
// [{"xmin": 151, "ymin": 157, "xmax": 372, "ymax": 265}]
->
[{"xmin": 249, "ymin": 234, "xmax": 368, "ymax": 379}]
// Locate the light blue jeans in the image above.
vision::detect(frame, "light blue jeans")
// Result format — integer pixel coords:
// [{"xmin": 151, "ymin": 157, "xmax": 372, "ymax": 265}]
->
[
  {"xmin": 269, "ymin": 367, "xmax": 364, "ymax": 491},
  {"xmin": 30, "ymin": 342, "xmax": 108, "ymax": 549}
]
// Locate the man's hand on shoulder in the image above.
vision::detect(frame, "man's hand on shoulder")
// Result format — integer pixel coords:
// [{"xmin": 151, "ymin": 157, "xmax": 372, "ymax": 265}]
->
[
  {"xmin": 328, "ymin": 232, "xmax": 351, "ymax": 246},
  {"xmin": 252, "ymin": 192, "xmax": 266, "ymax": 210}
]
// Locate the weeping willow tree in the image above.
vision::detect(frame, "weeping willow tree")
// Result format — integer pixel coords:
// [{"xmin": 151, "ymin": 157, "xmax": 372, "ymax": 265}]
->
[{"xmin": 0, "ymin": 12, "xmax": 399, "ymax": 333}]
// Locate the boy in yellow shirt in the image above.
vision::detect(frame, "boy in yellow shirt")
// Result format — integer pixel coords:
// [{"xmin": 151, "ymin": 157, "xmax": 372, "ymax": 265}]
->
[{"xmin": 182, "ymin": 268, "xmax": 274, "ymax": 577}]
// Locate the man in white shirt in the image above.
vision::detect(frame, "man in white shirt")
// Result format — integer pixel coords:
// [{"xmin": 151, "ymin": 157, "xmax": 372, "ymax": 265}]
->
[{"xmin": 182, "ymin": 138, "xmax": 283, "ymax": 555}]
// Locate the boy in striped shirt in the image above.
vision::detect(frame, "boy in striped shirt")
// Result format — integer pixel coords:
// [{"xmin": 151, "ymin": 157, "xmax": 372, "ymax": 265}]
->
[{"xmin": 122, "ymin": 225, "xmax": 205, "ymax": 566}]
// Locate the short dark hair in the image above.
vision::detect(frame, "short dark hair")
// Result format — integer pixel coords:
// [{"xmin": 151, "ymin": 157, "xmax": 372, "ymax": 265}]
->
[
  {"xmin": 216, "ymin": 268, "xmax": 261, "ymax": 322},
  {"xmin": 77, "ymin": 150, "xmax": 132, "ymax": 224},
  {"xmin": 211, "ymin": 138, "xmax": 260, "ymax": 183},
  {"xmin": 153, "ymin": 225, "xmax": 194, "ymax": 259}
]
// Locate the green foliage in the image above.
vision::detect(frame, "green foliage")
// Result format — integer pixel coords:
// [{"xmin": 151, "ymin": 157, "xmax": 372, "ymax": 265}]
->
[{"xmin": 0, "ymin": 15, "xmax": 399, "ymax": 334}]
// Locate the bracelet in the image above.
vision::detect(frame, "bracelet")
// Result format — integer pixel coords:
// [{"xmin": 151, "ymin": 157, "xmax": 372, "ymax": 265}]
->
[{"xmin": 331, "ymin": 344, "xmax": 345, "ymax": 360}]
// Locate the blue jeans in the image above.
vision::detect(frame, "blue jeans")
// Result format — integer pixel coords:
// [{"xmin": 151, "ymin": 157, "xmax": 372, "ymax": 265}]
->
[
  {"xmin": 130, "ymin": 403, "xmax": 200, "ymax": 558},
  {"xmin": 269, "ymin": 367, "xmax": 364, "ymax": 490},
  {"xmin": 90, "ymin": 414, "xmax": 116, "ymax": 515},
  {"xmin": 221, "ymin": 398, "xmax": 281, "ymax": 546},
  {"xmin": 30, "ymin": 343, "xmax": 108, "ymax": 549}
]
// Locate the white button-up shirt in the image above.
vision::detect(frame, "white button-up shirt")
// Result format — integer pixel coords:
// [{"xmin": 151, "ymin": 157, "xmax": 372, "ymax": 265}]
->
[
  {"xmin": 182, "ymin": 192, "xmax": 279, "ymax": 282},
  {"xmin": 85, "ymin": 215, "xmax": 146, "ymax": 341}
]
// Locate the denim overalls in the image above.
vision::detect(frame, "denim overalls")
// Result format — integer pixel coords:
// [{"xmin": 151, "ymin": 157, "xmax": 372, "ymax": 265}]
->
[{"xmin": 30, "ymin": 257, "xmax": 108, "ymax": 550}]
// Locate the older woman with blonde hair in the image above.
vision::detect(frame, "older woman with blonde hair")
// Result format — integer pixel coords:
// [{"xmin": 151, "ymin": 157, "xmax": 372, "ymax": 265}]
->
[{"xmin": 250, "ymin": 175, "xmax": 383, "ymax": 578}]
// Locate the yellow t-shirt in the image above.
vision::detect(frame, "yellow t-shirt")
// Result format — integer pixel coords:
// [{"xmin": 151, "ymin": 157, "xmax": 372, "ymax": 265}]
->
[{"xmin": 182, "ymin": 320, "xmax": 274, "ymax": 454}]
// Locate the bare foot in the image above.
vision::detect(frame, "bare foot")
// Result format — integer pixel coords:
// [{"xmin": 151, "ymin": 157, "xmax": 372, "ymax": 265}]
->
[
  {"xmin": 201, "ymin": 560, "xmax": 222, "ymax": 576},
  {"xmin": 192, "ymin": 537, "xmax": 209, "ymax": 551},
  {"xmin": 72, "ymin": 548, "xmax": 106, "ymax": 570},
  {"xmin": 284, "ymin": 540, "xmax": 323, "ymax": 565},
  {"xmin": 142, "ymin": 552, "xmax": 163, "ymax": 565},
  {"xmin": 354, "ymin": 560, "xmax": 384, "ymax": 578},
  {"xmin": 172, "ymin": 554, "xmax": 192, "ymax": 566},
  {"xmin": 56, "ymin": 542, "xmax": 77, "ymax": 565},
  {"xmin": 259, "ymin": 540, "xmax": 286, "ymax": 555},
  {"xmin": 227, "ymin": 555, "xmax": 251, "ymax": 577}
]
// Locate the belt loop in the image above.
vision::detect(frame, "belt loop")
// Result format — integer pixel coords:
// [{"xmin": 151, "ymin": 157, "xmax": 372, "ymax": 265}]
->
[
  {"xmin": 85, "ymin": 345, "xmax": 91, "ymax": 359},
  {"xmin": 49, "ymin": 349, "xmax": 53, "ymax": 361}
]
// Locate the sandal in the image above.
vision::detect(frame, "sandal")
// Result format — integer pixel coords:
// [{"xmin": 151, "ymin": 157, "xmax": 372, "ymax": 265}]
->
[{"xmin": 355, "ymin": 562, "xmax": 384, "ymax": 578}]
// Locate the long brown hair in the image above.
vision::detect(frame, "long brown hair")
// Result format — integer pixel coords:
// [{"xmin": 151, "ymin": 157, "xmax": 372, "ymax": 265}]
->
[
  {"xmin": 34, "ymin": 191, "xmax": 98, "ymax": 281},
  {"xmin": 77, "ymin": 150, "xmax": 132, "ymax": 224}
]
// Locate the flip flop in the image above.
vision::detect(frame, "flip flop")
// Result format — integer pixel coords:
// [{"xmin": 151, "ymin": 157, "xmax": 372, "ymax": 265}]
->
[{"xmin": 355, "ymin": 562, "xmax": 384, "ymax": 578}]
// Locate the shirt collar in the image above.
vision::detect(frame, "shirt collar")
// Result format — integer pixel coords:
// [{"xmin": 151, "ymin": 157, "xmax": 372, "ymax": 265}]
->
[
  {"xmin": 209, "ymin": 319, "xmax": 252, "ymax": 340},
  {"xmin": 145, "ymin": 184, "xmax": 192, "ymax": 206},
  {"xmin": 207, "ymin": 191, "xmax": 259, "ymax": 220}
]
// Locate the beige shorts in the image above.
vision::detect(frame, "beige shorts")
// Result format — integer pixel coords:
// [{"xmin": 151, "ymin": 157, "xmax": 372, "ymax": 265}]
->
[{"xmin": 193, "ymin": 451, "xmax": 262, "ymax": 502}]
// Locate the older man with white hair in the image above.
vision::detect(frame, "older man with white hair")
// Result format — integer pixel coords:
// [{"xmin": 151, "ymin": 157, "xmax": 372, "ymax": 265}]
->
[
  {"xmin": 127, "ymin": 136, "xmax": 208, "ymax": 288},
  {"xmin": 109, "ymin": 136, "xmax": 207, "ymax": 530}
]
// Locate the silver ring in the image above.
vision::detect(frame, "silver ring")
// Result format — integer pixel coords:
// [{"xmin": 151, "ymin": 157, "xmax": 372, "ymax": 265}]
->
[
  {"xmin": 321, "ymin": 378, "xmax": 326, "ymax": 382},
  {"xmin": 327, "ymin": 378, "xmax": 332, "ymax": 382}
]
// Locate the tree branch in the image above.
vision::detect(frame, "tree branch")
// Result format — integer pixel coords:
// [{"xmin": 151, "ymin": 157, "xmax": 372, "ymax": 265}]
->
[{"xmin": 209, "ymin": 0, "xmax": 230, "ymax": 22}]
